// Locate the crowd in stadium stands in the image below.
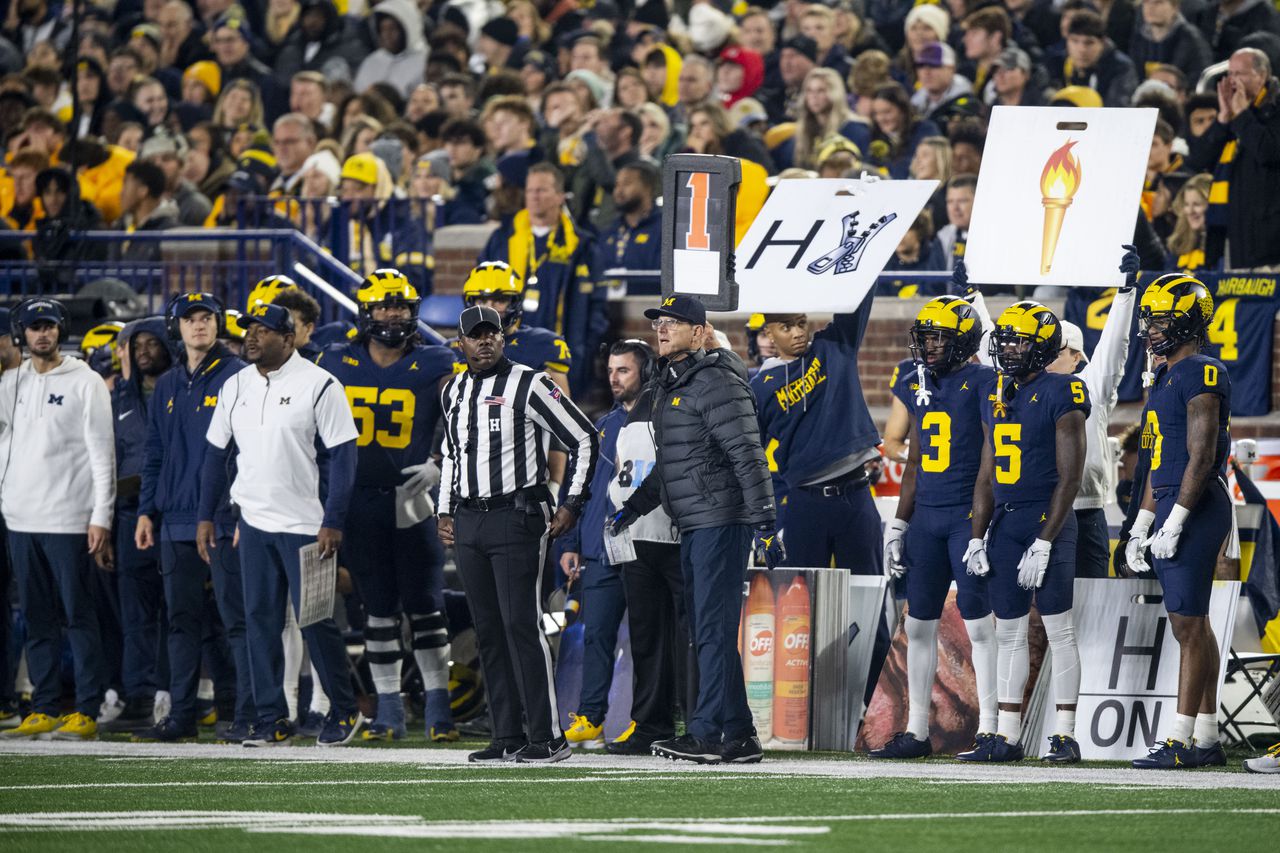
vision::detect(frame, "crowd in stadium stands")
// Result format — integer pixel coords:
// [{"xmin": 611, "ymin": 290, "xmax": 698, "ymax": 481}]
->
[{"xmin": 0, "ymin": 0, "xmax": 1278, "ymax": 293}]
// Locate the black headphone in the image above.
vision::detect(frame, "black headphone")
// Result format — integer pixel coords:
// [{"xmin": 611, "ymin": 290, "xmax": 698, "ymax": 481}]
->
[
  {"xmin": 610, "ymin": 338, "xmax": 657, "ymax": 385},
  {"xmin": 166, "ymin": 292, "xmax": 226, "ymax": 341},
  {"xmin": 10, "ymin": 297, "xmax": 68, "ymax": 348}
]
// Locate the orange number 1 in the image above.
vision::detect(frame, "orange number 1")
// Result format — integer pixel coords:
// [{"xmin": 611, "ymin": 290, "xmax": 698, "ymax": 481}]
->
[{"xmin": 686, "ymin": 172, "xmax": 710, "ymax": 250}]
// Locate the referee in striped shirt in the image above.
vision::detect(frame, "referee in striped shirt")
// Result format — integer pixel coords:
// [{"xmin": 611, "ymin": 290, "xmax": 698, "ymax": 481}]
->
[{"xmin": 438, "ymin": 305, "xmax": 598, "ymax": 764}]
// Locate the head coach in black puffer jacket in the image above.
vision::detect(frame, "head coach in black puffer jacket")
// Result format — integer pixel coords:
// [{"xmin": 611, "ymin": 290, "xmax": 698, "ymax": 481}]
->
[{"xmin": 610, "ymin": 295, "xmax": 781, "ymax": 767}]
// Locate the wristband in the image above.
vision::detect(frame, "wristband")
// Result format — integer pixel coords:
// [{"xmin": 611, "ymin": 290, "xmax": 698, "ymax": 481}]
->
[
  {"xmin": 1131, "ymin": 508, "xmax": 1156, "ymax": 537},
  {"xmin": 1167, "ymin": 504, "xmax": 1190, "ymax": 526}
]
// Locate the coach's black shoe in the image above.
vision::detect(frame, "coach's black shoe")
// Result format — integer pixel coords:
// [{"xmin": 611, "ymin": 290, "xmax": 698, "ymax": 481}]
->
[
  {"xmin": 720, "ymin": 735, "xmax": 764, "ymax": 764},
  {"xmin": 1193, "ymin": 741, "xmax": 1227, "ymax": 767},
  {"xmin": 956, "ymin": 734, "xmax": 1023, "ymax": 762},
  {"xmin": 514, "ymin": 735, "xmax": 571, "ymax": 764},
  {"xmin": 870, "ymin": 732, "xmax": 933, "ymax": 759},
  {"xmin": 468, "ymin": 739, "xmax": 524, "ymax": 764},
  {"xmin": 133, "ymin": 716, "xmax": 198, "ymax": 743},
  {"xmin": 1042, "ymin": 734, "xmax": 1082, "ymax": 764},
  {"xmin": 651, "ymin": 734, "xmax": 722, "ymax": 765},
  {"xmin": 606, "ymin": 736, "xmax": 659, "ymax": 756},
  {"xmin": 99, "ymin": 697, "xmax": 155, "ymax": 733},
  {"xmin": 1132, "ymin": 739, "xmax": 1196, "ymax": 769}
]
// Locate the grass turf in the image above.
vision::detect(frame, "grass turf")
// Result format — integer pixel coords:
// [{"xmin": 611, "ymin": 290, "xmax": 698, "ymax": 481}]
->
[{"xmin": 0, "ymin": 736, "xmax": 1277, "ymax": 851}]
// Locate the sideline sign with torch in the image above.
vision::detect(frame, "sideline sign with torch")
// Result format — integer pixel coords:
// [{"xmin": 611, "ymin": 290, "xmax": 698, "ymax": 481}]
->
[{"xmin": 964, "ymin": 106, "xmax": 1156, "ymax": 289}]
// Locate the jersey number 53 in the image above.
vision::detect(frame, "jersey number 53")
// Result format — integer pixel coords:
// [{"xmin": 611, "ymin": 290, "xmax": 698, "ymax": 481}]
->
[{"xmin": 346, "ymin": 386, "xmax": 416, "ymax": 448}]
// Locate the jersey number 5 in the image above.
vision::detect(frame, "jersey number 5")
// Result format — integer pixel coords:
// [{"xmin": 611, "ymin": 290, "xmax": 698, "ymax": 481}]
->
[
  {"xmin": 994, "ymin": 424, "xmax": 1022, "ymax": 484},
  {"xmin": 347, "ymin": 386, "xmax": 416, "ymax": 449},
  {"xmin": 920, "ymin": 411, "xmax": 951, "ymax": 473}
]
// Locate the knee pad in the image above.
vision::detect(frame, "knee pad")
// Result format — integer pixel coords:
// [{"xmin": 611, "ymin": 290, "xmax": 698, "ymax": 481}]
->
[
  {"xmin": 964, "ymin": 615, "xmax": 995, "ymax": 646},
  {"xmin": 365, "ymin": 614, "xmax": 402, "ymax": 665},
  {"xmin": 1041, "ymin": 610, "xmax": 1076, "ymax": 649},
  {"xmin": 409, "ymin": 612, "xmax": 448, "ymax": 650}
]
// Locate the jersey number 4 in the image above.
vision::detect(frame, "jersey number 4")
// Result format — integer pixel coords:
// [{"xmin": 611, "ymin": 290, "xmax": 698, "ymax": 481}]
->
[{"xmin": 347, "ymin": 386, "xmax": 416, "ymax": 448}]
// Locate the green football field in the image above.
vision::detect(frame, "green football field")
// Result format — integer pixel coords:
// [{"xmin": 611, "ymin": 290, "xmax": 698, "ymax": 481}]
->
[{"xmin": 1, "ymin": 737, "xmax": 1277, "ymax": 851}]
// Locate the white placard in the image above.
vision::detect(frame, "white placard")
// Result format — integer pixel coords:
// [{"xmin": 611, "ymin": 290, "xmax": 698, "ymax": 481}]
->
[
  {"xmin": 297, "ymin": 542, "xmax": 337, "ymax": 628},
  {"xmin": 672, "ymin": 248, "xmax": 721, "ymax": 295},
  {"xmin": 965, "ymin": 106, "xmax": 1157, "ymax": 288},
  {"xmin": 736, "ymin": 178, "xmax": 937, "ymax": 312},
  {"xmin": 1032, "ymin": 578, "xmax": 1238, "ymax": 760}
]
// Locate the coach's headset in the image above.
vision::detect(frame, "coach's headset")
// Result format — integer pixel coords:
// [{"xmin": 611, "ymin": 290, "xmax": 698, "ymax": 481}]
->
[
  {"xmin": 610, "ymin": 338, "xmax": 657, "ymax": 385},
  {"xmin": 10, "ymin": 297, "xmax": 69, "ymax": 349},
  {"xmin": 166, "ymin": 292, "xmax": 226, "ymax": 341}
]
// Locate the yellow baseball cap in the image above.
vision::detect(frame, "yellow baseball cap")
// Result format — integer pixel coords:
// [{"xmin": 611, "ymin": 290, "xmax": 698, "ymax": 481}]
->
[{"xmin": 341, "ymin": 152, "xmax": 380, "ymax": 186}]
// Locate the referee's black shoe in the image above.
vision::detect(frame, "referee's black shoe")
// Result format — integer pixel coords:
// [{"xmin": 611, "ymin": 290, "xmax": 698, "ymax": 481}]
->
[
  {"xmin": 720, "ymin": 735, "xmax": 764, "ymax": 764},
  {"xmin": 514, "ymin": 735, "xmax": 571, "ymax": 763},
  {"xmin": 651, "ymin": 733, "xmax": 723, "ymax": 764},
  {"xmin": 468, "ymin": 739, "xmax": 524, "ymax": 763}
]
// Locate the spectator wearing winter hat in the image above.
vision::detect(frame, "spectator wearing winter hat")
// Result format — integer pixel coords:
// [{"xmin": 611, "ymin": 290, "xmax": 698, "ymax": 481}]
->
[
  {"xmin": 910, "ymin": 42, "xmax": 974, "ymax": 120},
  {"xmin": 898, "ymin": 3, "xmax": 951, "ymax": 89},
  {"xmin": 181, "ymin": 60, "xmax": 220, "ymax": 109},
  {"xmin": 479, "ymin": 17, "xmax": 524, "ymax": 73},
  {"xmin": 205, "ymin": 148, "xmax": 284, "ymax": 227},
  {"xmin": 760, "ymin": 35, "xmax": 817, "ymax": 123},
  {"xmin": 716, "ymin": 45, "xmax": 765, "ymax": 108},
  {"xmin": 688, "ymin": 1, "xmax": 734, "ymax": 55}
]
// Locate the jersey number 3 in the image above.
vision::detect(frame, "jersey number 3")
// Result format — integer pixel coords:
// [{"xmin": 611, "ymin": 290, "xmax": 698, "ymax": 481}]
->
[
  {"xmin": 920, "ymin": 411, "xmax": 951, "ymax": 472},
  {"xmin": 347, "ymin": 386, "xmax": 416, "ymax": 449},
  {"xmin": 994, "ymin": 423, "xmax": 1022, "ymax": 484}
]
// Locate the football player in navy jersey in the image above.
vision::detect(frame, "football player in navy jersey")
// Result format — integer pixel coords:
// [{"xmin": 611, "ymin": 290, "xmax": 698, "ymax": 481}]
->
[
  {"xmin": 454, "ymin": 261, "xmax": 572, "ymax": 393},
  {"xmin": 315, "ymin": 268, "xmax": 459, "ymax": 743},
  {"xmin": 1127, "ymin": 274, "xmax": 1233, "ymax": 770},
  {"xmin": 455, "ymin": 261, "xmax": 574, "ymax": 497},
  {"xmin": 871, "ymin": 296, "xmax": 998, "ymax": 760},
  {"xmin": 967, "ymin": 302, "xmax": 1090, "ymax": 763}
]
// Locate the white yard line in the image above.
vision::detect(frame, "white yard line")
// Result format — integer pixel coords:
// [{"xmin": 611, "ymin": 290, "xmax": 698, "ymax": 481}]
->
[{"xmin": 0, "ymin": 740, "xmax": 1277, "ymax": 791}]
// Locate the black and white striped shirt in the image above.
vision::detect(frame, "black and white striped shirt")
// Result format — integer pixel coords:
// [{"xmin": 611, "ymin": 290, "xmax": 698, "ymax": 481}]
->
[{"xmin": 438, "ymin": 358, "xmax": 597, "ymax": 515}]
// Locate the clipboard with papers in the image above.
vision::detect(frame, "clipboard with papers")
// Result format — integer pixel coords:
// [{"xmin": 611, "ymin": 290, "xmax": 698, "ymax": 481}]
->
[{"xmin": 297, "ymin": 542, "xmax": 337, "ymax": 628}]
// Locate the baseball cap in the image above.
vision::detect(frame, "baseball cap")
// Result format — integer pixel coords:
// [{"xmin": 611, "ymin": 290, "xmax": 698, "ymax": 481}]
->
[
  {"xmin": 1060, "ymin": 320, "xmax": 1087, "ymax": 360},
  {"xmin": 994, "ymin": 46, "xmax": 1031, "ymax": 74},
  {"xmin": 172, "ymin": 292, "xmax": 222, "ymax": 319},
  {"xmin": 241, "ymin": 302, "xmax": 296, "ymax": 334},
  {"xmin": 341, "ymin": 152, "xmax": 380, "ymax": 186},
  {"xmin": 139, "ymin": 133, "xmax": 187, "ymax": 161},
  {"xmin": 459, "ymin": 305, "xmax": 503, "ymax": 336},
  {"xmin": 17, "ymin": 298, "xmax": 65, "ymax": 329},
  {"xmin": 643, "ymin": 295, "xmax": 707, "ymax": 326},
  {"xmin": 915, "ymin": 41, "xmax": 956, "ymax": 68}
]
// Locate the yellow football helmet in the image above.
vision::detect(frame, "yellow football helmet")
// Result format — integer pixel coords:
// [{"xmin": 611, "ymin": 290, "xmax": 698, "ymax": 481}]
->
[
  {"xmin": 910, "ymin": 295, "xmax": 981, "ymax": 374},
  {"xmin": 1138, "ymin": 273, "xmax": 1213, "ymax": 356},
  {"xmin": 223, "ymin": 309, "xmax": 247, "ymax": 340},
  {"xmin": 245, "ymin": 274, "xmax": 298, "ymax": 313},
  {"xmin": 357, "ymin": 268, "xmax": 420, "ymax": 345},
  {"xmin": 990, "ymin": 301, "xmax": 1061, "ymax": 376},
  {"xmin": 745, "ymin": 313, "xmax": 767, "ymax": 364},
  {"xmin": 80, "ymin": 321, "xmax": 124, "ymax": 375},
  {"xmin": 463, "ymin": 261, "xmax": 523, "ymax": 330}
]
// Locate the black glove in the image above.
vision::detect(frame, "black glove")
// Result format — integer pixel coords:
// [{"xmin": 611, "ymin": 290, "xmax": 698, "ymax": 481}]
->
[
  {"xmin": 753, "ymin": 524, "xmax": 786, "ymax": 570},
  {"xmin": 1119, "ymin": 244, "xmax": 1140, "ymax": 293},
  {"xmin": 608, "ymin": 506, "xmax": 638, "ymax": 536},
  {"xmin": 951, "ymin": 258, "xmax": 977, "ymax": 298}
]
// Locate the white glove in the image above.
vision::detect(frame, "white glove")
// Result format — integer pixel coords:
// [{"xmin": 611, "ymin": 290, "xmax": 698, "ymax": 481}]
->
[
  {"xmin": 1126, "ymin": 509, "xmax": 1155, "ymax": 573},
  {"xmin": 1146, "ymin": 504, "xmax": 1189, "ymax": 560},
  {"xmin": 401, "ymin": 460, "xmax": 441, "ymax": 495},
  {"xmin": 883, "ymin": 518, "xmax": 909, "ymax": 580},
  {"xmin": 1017, "ymin": 538, "xmax": 1053, "ymax": 589},
  {"xmin": 963, "ymin": 537, "xmax": 989, "ymax": 577}
]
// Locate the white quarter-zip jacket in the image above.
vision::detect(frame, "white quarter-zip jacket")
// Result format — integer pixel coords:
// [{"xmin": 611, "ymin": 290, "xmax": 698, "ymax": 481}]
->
[{"xmin": 0, "ymin": 356, "xmax": 116, "ymax": 533}]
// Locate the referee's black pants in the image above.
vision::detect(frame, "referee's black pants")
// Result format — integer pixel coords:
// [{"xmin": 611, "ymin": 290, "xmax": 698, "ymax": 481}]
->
[{"xmin": 454, "ymin": 501, "xmax": 560, "ymax": 744}]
